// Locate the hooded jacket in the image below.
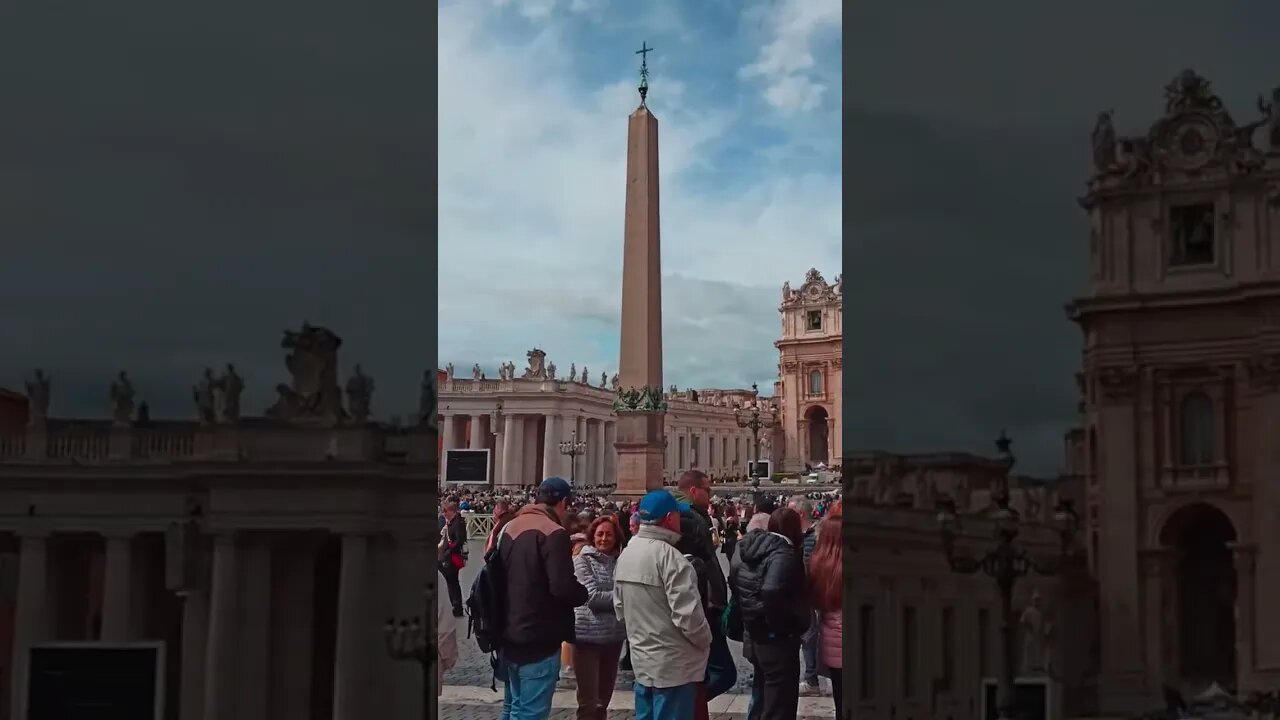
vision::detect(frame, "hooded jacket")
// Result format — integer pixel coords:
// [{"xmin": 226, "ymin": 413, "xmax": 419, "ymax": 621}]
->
[
  {"xmin": 613, "ymin": 524, "xmax": 712, "ymax": 688},
  {"xmin": 729, "ymin": 530, "xmax": 810, "ymax": 642}
]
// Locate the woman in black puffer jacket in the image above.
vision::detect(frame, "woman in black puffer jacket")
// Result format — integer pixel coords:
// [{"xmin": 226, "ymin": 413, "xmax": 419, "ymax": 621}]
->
[{"xmin": 728, "ymin": 507, "xmax": 810, "ymax": 719}]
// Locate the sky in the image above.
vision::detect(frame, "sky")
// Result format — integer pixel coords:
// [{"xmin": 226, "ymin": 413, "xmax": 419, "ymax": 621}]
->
[
  {"xmin": 437, "ymin": 0, "xmax": 842, "ymax": 392},
  {"xmin": 843, "ymin": 1, "xmax": 1280, "ymax": 474},
  {"xmin": 0, "ymin": 1, "xmax": 430, "ymax": 422}
]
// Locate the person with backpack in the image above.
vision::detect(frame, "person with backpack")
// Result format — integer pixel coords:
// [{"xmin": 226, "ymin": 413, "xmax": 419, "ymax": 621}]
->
[{"xmin": 489, "ymin": 477, "xmax": 588, "ymax": 719}]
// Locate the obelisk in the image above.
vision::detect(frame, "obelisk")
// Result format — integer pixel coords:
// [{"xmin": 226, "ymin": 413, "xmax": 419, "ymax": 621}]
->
[{"xmin": 612, "ymin": 43, "xmax": 666, "ymax": 501}]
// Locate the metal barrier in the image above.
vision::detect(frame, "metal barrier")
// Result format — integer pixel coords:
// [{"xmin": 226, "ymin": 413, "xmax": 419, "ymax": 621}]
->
[{"xmin": 463, "ymin": 513, "xmax": 495, "ymax": 540}]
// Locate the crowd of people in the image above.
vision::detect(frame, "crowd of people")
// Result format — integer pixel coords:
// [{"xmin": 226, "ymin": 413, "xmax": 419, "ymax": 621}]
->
[{"xmin": 436, "ymin": 473, "xmax": 843, "ymax": 720}]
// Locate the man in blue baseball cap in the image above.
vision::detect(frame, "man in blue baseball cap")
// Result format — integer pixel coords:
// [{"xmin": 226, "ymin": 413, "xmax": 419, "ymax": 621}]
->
[{"xmin": 613, "ymin": 490, "xmax": 711, "ymax": 720}]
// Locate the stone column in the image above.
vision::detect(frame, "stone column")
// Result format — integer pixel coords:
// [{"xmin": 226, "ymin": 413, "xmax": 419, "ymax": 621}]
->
[
  {"xmin": 592, "ymin": 420, "xmax": 606, "ymax": 487},
  {"xmin": 442, "ymin": 414, "xmax": 457, "ymax": 452},
  {"xmin": 333, "ymin": 533, "xmax": 370, "ymax": 720},
  {"xmin": 574, "ymin": 416, "xmax": 586, "ymax": 486},
  {"xmin": 10, "ymin": 530, "xmax": 49, "ymax": 720},
  {"xmin": 101, "ymin": 531, "xmax": 134, "ymax": 641},
  {"xmin": 502, "ymin": 415, "xmax": 523, "ymax": 487},
  {"xmin": 203, "ymin": 534, "xmax": 239, "ymax": 720},
  {"xmin": 493, "ymin": 426, "xmax": 506, "ymax": 486},
  {"xmin": 178, "ymin": 589, "xmax": 209, "ymax": 720},
  {"xmin": 542, "ymin": 415, "xmax": 559, "ymax": 480},
  {"xmin": 604, "ymin": 422, "xmax": 617, "ymax": 486},
  {"xmin": 1231, "ymin": 543, "xmax": 1257, "ymax": 691}
]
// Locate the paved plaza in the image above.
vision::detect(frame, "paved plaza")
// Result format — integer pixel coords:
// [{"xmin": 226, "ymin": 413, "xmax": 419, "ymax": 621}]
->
[{"xmin": 441, "ymin": 539, "xmax": 836, "ymax": 718}]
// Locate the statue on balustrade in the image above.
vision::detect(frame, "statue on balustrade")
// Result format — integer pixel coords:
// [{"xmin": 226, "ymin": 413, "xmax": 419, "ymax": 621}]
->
[
  {"xmin": 218, "ymin": 364, "xmax": 244, "ymax": 424},
  {"xmin": 569, "ymin": 363, "xmax": 577, "ymax": 383},
  {"xmin": 581, "ymin": 366, "xmax": 589, "ymax": 384},
  {"xmin": 193, "ymin": 368, "xmax": 218, "ymax": 425},
  {"xmin": 266, "ymin": 323, "xmax": 347, "ymax": 424},
  {"xmin": 547, "ymin": 361, "xmax": 557, "ymax": 380},
  {"xmin": 523, "ymin": 348, "xmax": 548, "ymax": 379},
  {"xmin": 346, "ymin": 364, "xmax": 375, "ymax": 422},
  {"xmin": 419, "ymin": 369, "xmax": 438, "ymax": 429},
  {"xmin": 600, "ymin": 371, "xmax": 607, "ymax": 388},
  {"xmin": 445, "ymin": 363, "xmax": 455, "ymax": 381},
  {"xmin": 110, "ymin": 371, "xmax": 135, "ymax": 426},
  {"xmin": 471, "ymin": 363, "xmax": 482, "ymax": 381},
  {"xmin": 611, "ymin": 373, "xmax": 621, "ymax": 391},
  {"xmin": 25, "ymin": 369, "xmax": 50, "ymax": 425}
]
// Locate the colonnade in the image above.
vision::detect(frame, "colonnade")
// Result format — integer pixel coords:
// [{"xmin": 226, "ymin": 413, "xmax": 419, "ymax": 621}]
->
[{"xmin": 440, "ymin": 412, "xmax": 616, "ymax": 487}]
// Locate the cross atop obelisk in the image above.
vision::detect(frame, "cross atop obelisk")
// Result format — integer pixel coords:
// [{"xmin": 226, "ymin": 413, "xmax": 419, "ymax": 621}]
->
[
  {"xmin": 636, "ymin": 41, "xmax": 653, "ymax": 106},
  {"xmin": 612, "ymin": 45, "xmax": 666, "ymax": 500}
]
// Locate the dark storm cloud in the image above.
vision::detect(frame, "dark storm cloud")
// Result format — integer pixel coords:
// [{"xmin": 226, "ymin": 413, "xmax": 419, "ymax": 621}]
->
[
  {"xmin": 0, "ymin": 1, "xmax": 430, "ymax": 421},
  {"xmin": 845, "ymin": 3, "xmax": 1280, "ymax": 474}
]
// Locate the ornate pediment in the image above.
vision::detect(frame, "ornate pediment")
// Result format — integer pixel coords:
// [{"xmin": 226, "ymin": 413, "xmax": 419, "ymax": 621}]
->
[
  {"xmin": 782, "ymin": 268, "xmax": 841, "ymax": 307},
  {"xmin": 1083, "ymin": 70, "xmax": 1271, "ymax": 201}
]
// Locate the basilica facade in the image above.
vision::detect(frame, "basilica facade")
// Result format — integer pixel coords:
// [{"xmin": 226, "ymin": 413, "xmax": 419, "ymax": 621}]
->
[
  {"xmin": 1071, "ymin": 70, "xmax": 1280, "ymax": 710},
  {"xmin": 776, "ymin": 268, "xmax": 842, "ymax": 471}
]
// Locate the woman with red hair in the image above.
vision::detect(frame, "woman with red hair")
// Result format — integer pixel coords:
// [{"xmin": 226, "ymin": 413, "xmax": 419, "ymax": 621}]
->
[{"xmin": 806, "ymin": 501, "xmax": 843, "ymax": 717}]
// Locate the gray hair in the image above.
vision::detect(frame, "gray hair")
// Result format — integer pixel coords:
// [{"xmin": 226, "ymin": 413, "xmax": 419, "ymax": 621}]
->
[{"xmin": 788, "ymin": 496, "xmax": 813, "ymax": 517}]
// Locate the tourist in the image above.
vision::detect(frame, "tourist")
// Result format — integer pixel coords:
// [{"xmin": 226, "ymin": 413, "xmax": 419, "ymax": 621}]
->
[
  {"xmin": 670, "ymin": 470, "xmax": 736, "ymax": 704},
  {"xmin": 745, "ymin": 494, "xmax": 775, "ymax": 533},
  {"xmin": 731, "ymin": 507, "xmax": 810, "ymax": 719},
  {"xmin": 789, "ymin": 496, "xmax": 822, "ymax": 696},
  {"xmin": 497, "ymin": 477, "xmax": 589, "ymax": 720},
  {"xmin": 485, "ymin": 501, "xmax": 512, "ymax": 555},
  {"xmin": 808, "ymin": 501, "xmax": 844, "ymax": 718},
  {"xmin": 571, "ymin": 516, "xmax": 627, "ymax": 720},
  {"xmin": 614, "ymin": 490, "xmax": 712, "ymax": 720},
  {"xmin": 438, "ymin": 501, "xmax": 468, "ymax": 617},
  {"xmin": 720, "ymin": 505, "xmax": 741, "ymax": 560},
  {"xmin": 437, "ymin": 566, "xmax": 459, "ymax": 697}
]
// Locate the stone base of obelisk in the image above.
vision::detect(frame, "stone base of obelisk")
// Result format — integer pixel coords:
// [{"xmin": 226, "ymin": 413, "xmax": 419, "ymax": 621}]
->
[{"xmin": 611, "ymin": 412, "xmax": 665, "ymax": 502}]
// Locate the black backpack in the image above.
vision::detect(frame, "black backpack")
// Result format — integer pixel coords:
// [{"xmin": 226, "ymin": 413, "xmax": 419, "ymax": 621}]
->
[{"xmin": 464, "ymin": 533, "xmax": 507, "ymax": 690}]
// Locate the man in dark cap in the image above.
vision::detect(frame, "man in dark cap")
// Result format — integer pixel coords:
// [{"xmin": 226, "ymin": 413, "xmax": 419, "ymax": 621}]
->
[{"xmin": 496, "ymin": 477, "xmax": 589, "ymax": 718}]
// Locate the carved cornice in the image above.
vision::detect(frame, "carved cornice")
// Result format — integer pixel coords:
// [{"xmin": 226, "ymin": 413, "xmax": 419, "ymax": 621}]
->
[
  {"xmin": 781, "ymin": 268, "xmax": 841, "ymax": 308},
  {"xmin": 1095, "ymin": 366, "xmax": 1140, "ymax": 400}
]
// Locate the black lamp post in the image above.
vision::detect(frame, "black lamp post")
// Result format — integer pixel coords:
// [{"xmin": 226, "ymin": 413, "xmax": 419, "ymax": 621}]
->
[
  {"xmin": 382, "ymin": 615, "xmax": 430, "ymax": 720},
  {"xmin": 934, "ymin": 432, "xmax": 1079, "ymax": 720},
  {"xmin": 734, "ymin": 383, "xmax": 775, "ymax": 489},
  {"xmin": 559, "ymin": 428, "xmax": 587, "ymax": 486}
]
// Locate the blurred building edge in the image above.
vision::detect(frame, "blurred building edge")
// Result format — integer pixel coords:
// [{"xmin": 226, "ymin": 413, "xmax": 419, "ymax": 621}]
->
[{"xmin": 0, "ymin": 323, "xmax": 435, "ymax": 720}]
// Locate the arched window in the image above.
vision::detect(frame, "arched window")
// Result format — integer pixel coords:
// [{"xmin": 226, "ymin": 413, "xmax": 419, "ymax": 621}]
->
[
  {"xmin": 1178, "ymin": 392, "xmax": 1214, "ymax": 466},
  {"xmin": 808, "ymin": 370, "xmax": 823, "ymax": 394}
]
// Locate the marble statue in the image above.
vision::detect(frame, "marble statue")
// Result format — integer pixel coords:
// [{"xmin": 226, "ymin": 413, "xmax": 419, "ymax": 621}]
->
[
  {"xmin": 1092, "ymin": 110, "xmax": 1117, "ymax": 172},
  {"xmin": 193, "ymin": 368, "xmax": 218, "ymax": 425},
  {"xmin": 345, "ymin": 364, "xmax": 375, "ymax": 422},
  {"xmin": 1020, "ymin": 591, "xmax": 1052, "ymax": 675},
  {"xmin": 611, "ymin": 373, "xmax": 621, "ymax": 391},
  {"xmin": 471, "ymin": 363, "xmax": 482, "ymax": 381},
  {"xmin": 419, "ymin": 370, "xmax": 437, "ymax": 428},
  {"xmin": 522, "ymin": 348, "xmax": 547, "ymax": 379},
  {"xmin": 219, "ymin": 364, "xmax": 244, "ymax": 423},
  {"xmin": 265, "ymin": 324, "xmax": 347, "ymax": 424},
  {"xmin": 25, "ymin": 369, "xmax": 50, "ymax": 424},
  {"xmin": 600, "ymin": 371, "xmax": 607, "ymax": 388},
  {"xmin": 445, "ymin": 363, "xmax": 455, "ymax": 381},
  {"xmin": 569, "ymin": 363, "xmax": 577, "ymax": 383},
  {"xmin": 581, "ymin": 366, "xmax": 589, "ymax": 384},
  {"xmin": 782, "ymin": 281, "xmax": 791, "ymax": 302},
  {"xmin": 110, "ymin": 371, "xmax": 135, "ymax": 425},
  {"xmin": 497, "ymin": 363, "xmax": 507, "ymax": 381},
  {"xmin": 547, "ymin": 361, "xmax": 557, "ymax": 380}
]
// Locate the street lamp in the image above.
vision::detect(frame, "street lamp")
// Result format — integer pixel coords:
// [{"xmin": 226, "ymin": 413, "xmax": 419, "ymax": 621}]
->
[
  {"xmin": 734, "ymin": 383, "xmax": 775, "ymax": 489},
  {"xmin": 559, "ymin": 428, "xmax": 587, "ymax": 486},
  {"xmin": 934, "ymin": 433, "xmax": 1079, "ymax": 720},
  {"xmin": 382, "ymin": 615, "xmax": 430, "ymax": 720}
]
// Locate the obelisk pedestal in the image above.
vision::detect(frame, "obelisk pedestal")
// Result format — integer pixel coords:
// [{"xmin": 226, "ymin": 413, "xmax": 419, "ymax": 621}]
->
[{"xmin": 612, "ymin": 93, "xmax": 665, "ymax": 502}]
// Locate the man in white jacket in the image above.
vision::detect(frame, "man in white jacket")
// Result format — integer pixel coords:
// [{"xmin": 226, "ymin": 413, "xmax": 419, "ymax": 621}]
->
[{"xmin": 614, "ymin": 490, "xmax": 712, "ymax": 720}]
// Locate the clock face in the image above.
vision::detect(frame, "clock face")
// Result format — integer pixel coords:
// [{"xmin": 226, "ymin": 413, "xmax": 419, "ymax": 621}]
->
[{"xmin": 1168, "ymin": 116, "xmax": 1217, "ymax": 169}]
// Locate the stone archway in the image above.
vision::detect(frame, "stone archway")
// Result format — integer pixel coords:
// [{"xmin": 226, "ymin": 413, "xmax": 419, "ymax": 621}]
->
[
  {"xmin": 804, "ymin": 405, "xmax": 829, "ymax": 466},
  {"xmin": 1159, "ymin": 503, "xmax": 1237, "ymax": 690}
]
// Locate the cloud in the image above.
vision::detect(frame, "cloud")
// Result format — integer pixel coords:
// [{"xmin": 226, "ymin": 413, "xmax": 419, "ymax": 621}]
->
[
  {"xmin": 438, "ymin": 1, "xmax": 841, "ymax": 393},
  {"xmin": 740, "ymin": 0, "xmax": 841, "ymax": 114}
]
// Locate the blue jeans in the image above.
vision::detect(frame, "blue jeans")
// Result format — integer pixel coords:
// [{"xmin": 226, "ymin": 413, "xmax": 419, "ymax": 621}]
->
[
  {"xmin": 635, "ymin": 683, "xmax": 697, "ymax": 720},
  {"xmin": 499, "ymin": 651, "xmax": 561, "ymax": 720},
  {"xmin": 705, "ymin": 630, "xmax": 737, "ymax": 699},
  {"xmin": 801, "ymin": 631, "xmax": 819, "ymax": 685}
]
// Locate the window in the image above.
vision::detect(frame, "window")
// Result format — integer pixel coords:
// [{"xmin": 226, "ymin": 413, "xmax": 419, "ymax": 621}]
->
[
  {"xmin": 902, "ymin": 606, "xmax": 917, "ymax": 697},
  {"xmin": 808, "ymin": 370, "xmax": 823, "ymax": 395},
  {"xmin": 1169, "ymin": 203, "xmax": 1215, "ymax": 266},
  {"xmin": 940, "ymin": 606, "xmax": 955, "ymax": 691},
  {"xmin": 806, "ymin": 310, "xmax": 822, "ymax": 330},
  {"xmin": 859, "ymin": 604, "xmax": 875, "ymax": 699},
  {"xmin": 977, "ymin": 608, "xmax": 990, "ymax": 679},
  {"xmin": 1178, "ymin": 391, "xmax": 1214, "ymax": 465}
]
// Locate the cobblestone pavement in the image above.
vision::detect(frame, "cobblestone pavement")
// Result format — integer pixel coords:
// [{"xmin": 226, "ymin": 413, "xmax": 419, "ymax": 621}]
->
[
  {"xmin": 439, "ymin": 706, "xmax": 832, "ymax": 719},
  {"xmin": 442, "ymin": 540, "xmax": 773, "ymax": 695}
]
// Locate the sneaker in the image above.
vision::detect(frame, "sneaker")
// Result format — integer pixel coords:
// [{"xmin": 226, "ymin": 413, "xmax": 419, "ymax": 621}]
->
[{"xmin": 800, "ymin": 680, "xmax": 821, "ymax": 697}]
